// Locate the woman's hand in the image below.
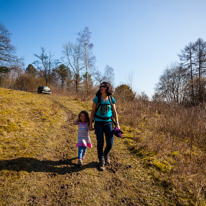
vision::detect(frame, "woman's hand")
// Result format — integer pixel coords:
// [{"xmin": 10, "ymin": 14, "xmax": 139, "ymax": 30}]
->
[
  {"xmin": 89, "ymin": 103, "xmax": 96, "ymax": 131},
  {"xmin": 116, "ymin": 124, "xmax": 120, "ymax": 129},
  {"xmin": 88, "ymin": 125, "xmax": 94, "ymax": 131}
]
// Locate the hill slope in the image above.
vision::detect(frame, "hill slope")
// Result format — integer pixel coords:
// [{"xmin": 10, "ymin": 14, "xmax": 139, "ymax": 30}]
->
[{"xmin": 0, "ymin": 88, "xmax": 200, "ymax": 205}]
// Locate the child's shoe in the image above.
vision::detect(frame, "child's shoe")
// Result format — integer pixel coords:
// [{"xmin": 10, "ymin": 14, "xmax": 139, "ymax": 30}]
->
[
  {"xmin": 78, "ymin": 159, "xmax": 82, "ymax": 166},
  {"xmin": 82, "ymin": 153, "xmax": 86, "ymax": 160}
]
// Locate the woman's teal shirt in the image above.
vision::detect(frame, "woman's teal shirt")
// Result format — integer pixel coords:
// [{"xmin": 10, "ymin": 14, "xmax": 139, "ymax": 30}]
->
[{"xmin": 93, "ymin": 96, "xmax": 116, "ymax": 122}]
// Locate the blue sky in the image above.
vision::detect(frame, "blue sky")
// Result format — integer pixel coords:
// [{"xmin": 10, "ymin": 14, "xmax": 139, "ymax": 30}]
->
[{"xmin": 1, "ymin": 0, "xmax": 206, "ymax": 98}]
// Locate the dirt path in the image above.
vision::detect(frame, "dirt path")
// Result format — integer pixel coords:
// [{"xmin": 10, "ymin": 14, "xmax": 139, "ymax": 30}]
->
[{"xmin": 28, "ymin": 96, "xmax": 172, "ymax": 206}]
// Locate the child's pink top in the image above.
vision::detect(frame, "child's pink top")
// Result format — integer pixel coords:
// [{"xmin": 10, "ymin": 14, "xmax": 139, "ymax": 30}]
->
[{"xmin": 75, "ymin": 122, "xmax": 92, "ymax": 148}]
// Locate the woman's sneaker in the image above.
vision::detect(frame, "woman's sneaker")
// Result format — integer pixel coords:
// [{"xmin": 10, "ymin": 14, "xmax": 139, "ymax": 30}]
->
[
  {"xmin": 99, "ymin": 159, "xmax": 105, "ymax": 171},
  {"xmin": 104, "ymin": 154, "xmax": 110, "ymax": 164},
  {"xmin": 78, "ymin": 159, "xmax": 82, "ymax": 166}
]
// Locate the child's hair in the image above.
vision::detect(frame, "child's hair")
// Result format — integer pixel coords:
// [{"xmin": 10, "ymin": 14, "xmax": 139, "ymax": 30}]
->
[{"xmin": 78, "ymin": 110, "xmax": 90, "ymax": 124}]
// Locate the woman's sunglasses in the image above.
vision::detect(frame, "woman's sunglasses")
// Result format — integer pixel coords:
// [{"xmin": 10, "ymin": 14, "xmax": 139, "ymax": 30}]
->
[{"xmin": 100, "ymin": 85, "xmax": 107, "ymax": 88}]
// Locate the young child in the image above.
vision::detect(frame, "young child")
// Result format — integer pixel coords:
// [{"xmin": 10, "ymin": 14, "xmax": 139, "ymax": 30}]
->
[{"xmin": 73, "ymin": 110, "xmax": 92, "ymax": 166}]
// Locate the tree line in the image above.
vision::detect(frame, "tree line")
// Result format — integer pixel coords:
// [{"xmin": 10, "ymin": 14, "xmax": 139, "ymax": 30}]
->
[
  {"xmin": 0, "ymin": 22, "xmax": 115, "ymax": 94},
  {"xmin": 2, "ymin": 21, "xmax": 205, "ymax": 105},
  {"xmin": 154, "ymin": 38, "xmax": 206, "ymax": 105}
]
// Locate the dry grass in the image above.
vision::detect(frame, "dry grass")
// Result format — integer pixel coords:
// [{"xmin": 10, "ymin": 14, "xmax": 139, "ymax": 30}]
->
[
  {"xmin": 0, "ymin": 88, "xmax": 205, "ymax": 205},
  {"xmin": 114, "ymin": 94, "xmax": 206, "ymax": 205}
]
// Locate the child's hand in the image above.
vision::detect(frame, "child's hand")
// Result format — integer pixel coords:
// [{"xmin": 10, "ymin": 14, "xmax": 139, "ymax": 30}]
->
[
  {"xmin": 73, "ymin": 118, "xmax": 79, "ymax": 125},
  {"xmin": 88, "ymin": 125, "xmax": 94, "ymax": 131}
]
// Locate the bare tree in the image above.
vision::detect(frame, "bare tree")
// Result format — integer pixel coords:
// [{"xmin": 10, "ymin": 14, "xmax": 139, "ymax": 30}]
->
[
  {"xmin": 138, "ymin": 91, "xmax": 149, "ymax": 101},
  {"xmin": 103, "ymin": 65, "xmax": 115, "ymax": 86},
  {"xmin": 0, "ymin": 22, "xmax": 16, "ymax": 65},
  {"xmin": 0, "ymin": 23, "xmax": 24, "ymax": 74},
  {"xmin": 178, "ymin": 42, "xmax": 196, "ymax": 104},
  {"xmin": 194, "ymin": 38, "xmax": 206, "ymax": 78},
  {"xmin": 33, "ymin": 47, "xmax": 58, "ymax": 86},
  {"xmin": 77, "ymin": 27, "xmax": 96, "ymax": 92},
  {"xmin": 152, "ymin": 92, "xmax": 164, "ymax": 102},
  {"xmin": 194, "ymin": 38, "xmax": 206, "ymax": 102},
  {"xmin": 94, "ymin": 69, "xmax": 104, "ymax": 85},
  {"xmin": 0, "ymin": 55, "xmax": 24, "ymax": 89},
  {"xmin": 126, "ymin": 71, "xmax": 134, "ymax": 90},
  {"xmin": 63, "ymin": 42, "xmax": 84, "ymax": 93},
  {"xmin": 155, "ymin": 63, "xmax": 186, "ymax": 103}
]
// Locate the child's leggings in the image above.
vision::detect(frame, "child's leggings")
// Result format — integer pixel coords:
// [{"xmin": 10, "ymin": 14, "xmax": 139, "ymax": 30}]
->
[{"xmin": 78, "ymin": 146, "xmax": 87, "ymax": 159}]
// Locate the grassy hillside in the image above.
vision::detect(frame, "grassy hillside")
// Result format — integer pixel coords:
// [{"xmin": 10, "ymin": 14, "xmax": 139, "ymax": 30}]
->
[{"xmin": 0, "ymin": 88, "xmax": 205, "ymax": 205}]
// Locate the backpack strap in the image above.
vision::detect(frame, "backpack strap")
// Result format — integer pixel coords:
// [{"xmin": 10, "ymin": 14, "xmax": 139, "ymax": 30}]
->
[
  {"xmin": 108, "ymin": 96, "xmax": 113, "ymax": 107},
  {"xmin": 95, "ymin": 95, "xmax": 101, "ymax": 113}
]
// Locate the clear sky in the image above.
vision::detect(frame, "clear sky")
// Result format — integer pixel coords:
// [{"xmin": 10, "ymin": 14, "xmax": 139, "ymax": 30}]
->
[{"xmin": 1, "ymin": 0, "xmax": 206, "ymax": 98}]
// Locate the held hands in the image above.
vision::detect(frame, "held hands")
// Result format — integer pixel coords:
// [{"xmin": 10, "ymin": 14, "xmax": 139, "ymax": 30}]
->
[{"xmin": 88, "ymin": 124, "xmax": 94, "ymax": 131}]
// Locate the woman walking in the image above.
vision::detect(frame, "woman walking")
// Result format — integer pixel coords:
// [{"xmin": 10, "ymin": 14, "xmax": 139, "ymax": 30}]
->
[{"xmin": 89, "ymin": 82, "xmax": 120, "ymax": 171}]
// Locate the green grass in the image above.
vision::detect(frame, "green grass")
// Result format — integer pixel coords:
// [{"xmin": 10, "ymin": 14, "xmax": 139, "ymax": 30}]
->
[{"xmin": 0, "ymin": 88, "xmax": 205, "ymax": 205}]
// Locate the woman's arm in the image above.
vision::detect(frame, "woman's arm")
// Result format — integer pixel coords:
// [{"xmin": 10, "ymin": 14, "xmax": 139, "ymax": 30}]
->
[
  {"xmin": 112, "ymin": 104, "xmax": 120, "ymax": 129},
  {"xmin": 89, "ymin": 102, "xmax": 96, "ymax": 130}
]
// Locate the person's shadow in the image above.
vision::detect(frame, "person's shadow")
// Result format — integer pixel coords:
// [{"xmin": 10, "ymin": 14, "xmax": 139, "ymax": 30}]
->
[{"xmin": 0, "ymin": 157, "xmax": 98, "ymax": 174}]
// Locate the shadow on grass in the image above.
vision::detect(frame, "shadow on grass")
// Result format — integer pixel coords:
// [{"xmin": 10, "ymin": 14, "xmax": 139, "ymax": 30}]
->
[{"xmin": 0, "ymin": 157, "xmax": 98, "ymax": 174}]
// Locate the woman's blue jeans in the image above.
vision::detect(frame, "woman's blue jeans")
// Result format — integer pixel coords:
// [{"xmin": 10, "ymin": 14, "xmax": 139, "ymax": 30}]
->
[{"xmin": 94, "ymin": 121, "xmax": 114, "ymax": 161}]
